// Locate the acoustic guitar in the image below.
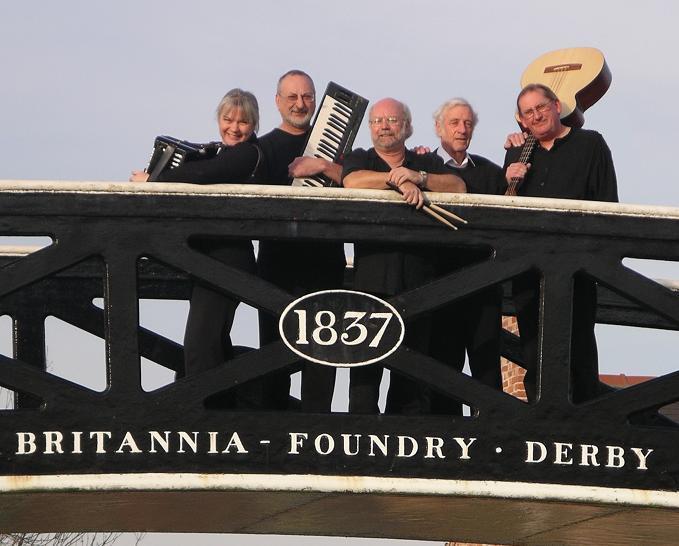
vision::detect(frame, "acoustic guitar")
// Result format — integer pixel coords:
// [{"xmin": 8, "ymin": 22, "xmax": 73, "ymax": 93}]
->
[
  {"xmin": 520, "ymin": 46, "xmax": 611, "ymax": 129},
  {"xmin": 506, "ymin": 47, "xmax": 612, "ymax": 196}
]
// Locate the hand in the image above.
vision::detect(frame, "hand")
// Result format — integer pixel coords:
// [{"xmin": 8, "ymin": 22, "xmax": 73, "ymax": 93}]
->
[
  {"xmin": 504, "ymin": 132, "xmax": 528, "ymax": 149},
  {"xmin": 398, "ymin": 181, "xmax": 425, "ymax": 209},
  {"xmin": 411, "ymin": 145, "xmax": 430, "ymax": 155},
  {"xmin": 129, "ymin": 170, "xmax": 150, "ymax": 182},
  {"xmin": 388, "ymin": 166, "xmax": 421, "ymax": 188},
  {"xmin": 505, "ymin": 162, "xmax": 531, "ymax": 182},
  {"xmin": 288, "ymin": 156, "xmax": 326, "ymax": 178}
]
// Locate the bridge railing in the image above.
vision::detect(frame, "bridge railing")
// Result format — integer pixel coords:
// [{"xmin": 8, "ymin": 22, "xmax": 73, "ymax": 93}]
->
[{"xmin": 1, "ymin": 180, "xmax": 679, "ymax": 541}]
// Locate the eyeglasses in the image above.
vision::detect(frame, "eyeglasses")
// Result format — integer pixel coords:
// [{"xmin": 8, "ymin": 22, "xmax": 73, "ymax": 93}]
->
[
  {"xmin": 519, "ymin": 101, "xmax": 553, "ymax": 119},
  {"xmin": 368, "ymin": 117, "xmax": 402, "ymax": 126},
  {"xmin": 280, "ymin": 93, "xmax": 315, "ymax": 104}
]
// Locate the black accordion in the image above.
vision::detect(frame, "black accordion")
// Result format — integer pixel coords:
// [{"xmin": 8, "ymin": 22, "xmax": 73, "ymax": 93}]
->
[{"xmin": 145, "ymin": 136, "xmax": 221, "ymax": 181}]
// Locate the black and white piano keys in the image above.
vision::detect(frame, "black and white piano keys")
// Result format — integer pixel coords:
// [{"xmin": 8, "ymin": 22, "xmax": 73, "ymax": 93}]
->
[{"xmin": 292, "ymin": 83, "xmax": 368, "ymax": 188}]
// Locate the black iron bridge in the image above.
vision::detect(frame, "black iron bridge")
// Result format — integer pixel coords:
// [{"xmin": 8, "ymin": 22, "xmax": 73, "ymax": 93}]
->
[{"xmin": 1, "ymin": 180, "xmax": 679, "ymax": 544}]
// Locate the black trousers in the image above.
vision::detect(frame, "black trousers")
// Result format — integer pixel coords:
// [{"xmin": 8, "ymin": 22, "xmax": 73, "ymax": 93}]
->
[
  {"xmin": 183, "ymin": 284, "xmax": 240, "ymax": 376},
  {"xmin": 348, "ymin": 246, "xmax": 437, "ymax": 416},
  {"xmin": 427, "ymin": 287, "xmax": 503, "ymax": 414},
  {"xmin": 349, "ymin": 312, "xmax": 432, "ymax": 415},
  {"xmin": 182, "ymin": 240, "xmax": 256, "ymax": 407},
  {"xmin": 256, "ymin": 241, "xmax": 345, "ymax": 413},
  {"xmin": 513, "ymin": 272, "xmax": 599, "ymax": 403}
]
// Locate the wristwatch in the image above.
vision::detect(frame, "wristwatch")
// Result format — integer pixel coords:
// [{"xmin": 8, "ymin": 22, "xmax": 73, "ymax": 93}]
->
[{"xmin": 418, "ymin": 170, "xmax": 428, "ymax": 189}]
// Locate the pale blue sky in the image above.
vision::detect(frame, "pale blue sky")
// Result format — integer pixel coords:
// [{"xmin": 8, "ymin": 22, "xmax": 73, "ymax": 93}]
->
[
  {"xmin": 2, "ymin": 0, "xmax": 678, "ymax": 209},
  {"xmin": 2, "ymin": 1, "xmax": 679, "ymax": 544}
]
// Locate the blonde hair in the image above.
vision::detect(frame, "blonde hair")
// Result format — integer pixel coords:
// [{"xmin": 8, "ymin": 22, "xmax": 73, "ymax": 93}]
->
[{"xmin": 215, "ymin": 88, "xmax": 259, "ymax": 133}]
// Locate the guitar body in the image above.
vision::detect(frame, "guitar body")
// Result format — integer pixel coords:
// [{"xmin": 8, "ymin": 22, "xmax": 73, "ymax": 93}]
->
[{"xmin": 520, "ymin": 47, "xmax": 611, "ymax": 128}]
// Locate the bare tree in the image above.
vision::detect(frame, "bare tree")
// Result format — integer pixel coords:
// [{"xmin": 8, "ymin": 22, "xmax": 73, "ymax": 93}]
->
[
  {"xmin": 0, "ymin": 306, "xmax": 146, "ymax": 546},
  {"xmin": 0, "ymin": 532, "xmax": 145, "ymax": 545}
]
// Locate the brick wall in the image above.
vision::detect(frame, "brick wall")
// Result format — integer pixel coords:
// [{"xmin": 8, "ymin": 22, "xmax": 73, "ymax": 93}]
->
[{"xmin": 501, "ymin": 315, "xmax": 526, "ymax": 401}]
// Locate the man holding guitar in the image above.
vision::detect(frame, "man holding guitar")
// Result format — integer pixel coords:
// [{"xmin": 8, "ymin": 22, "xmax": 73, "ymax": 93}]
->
[
  {"xmin": 503, "ymin": 82, "xmax": 618, "ymax": 403},
  {"xmin": 504, "ymin": 83, "xmax": 617, "ymax": 200}
]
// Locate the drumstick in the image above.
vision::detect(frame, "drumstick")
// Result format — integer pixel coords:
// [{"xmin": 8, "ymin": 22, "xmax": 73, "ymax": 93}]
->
[
  {"xmin": 425, "ymin": 200, "xmax": 468, "ymax": 225},
  {"xmin": 420, "ymin": 205, "xmax": 458, "ymax": 230},
  {"xmin": 387, "ymin": 182, "xmax": 467, "ymax": 229}
]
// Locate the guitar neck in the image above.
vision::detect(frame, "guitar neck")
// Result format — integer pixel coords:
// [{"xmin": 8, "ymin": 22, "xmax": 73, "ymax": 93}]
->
[{"xmin": 505, "ymin": 134, "xmax": 537, "ymax": 196}]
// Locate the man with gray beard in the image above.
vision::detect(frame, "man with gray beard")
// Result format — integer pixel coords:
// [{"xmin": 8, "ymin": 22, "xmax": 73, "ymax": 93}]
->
[
  {"xmin": 342, "ymin": 97, "xmax": 466, "ymax": 414},
  {"xmin": 255, "ymin": 70, "xmax": 345, "ymax": 413}
]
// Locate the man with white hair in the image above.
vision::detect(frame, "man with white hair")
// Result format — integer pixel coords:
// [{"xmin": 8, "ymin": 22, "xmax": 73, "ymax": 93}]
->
[
  {"xmin": 342, "ymin": 97, "xmax": 466, "ymax": 415},
  {"xmin": 433, "ymin": 97, "xmax": 503, "ymax": 192},
  {"xmin": 428, "ymin": 98, "xmax": 504, "ymax": 415}
]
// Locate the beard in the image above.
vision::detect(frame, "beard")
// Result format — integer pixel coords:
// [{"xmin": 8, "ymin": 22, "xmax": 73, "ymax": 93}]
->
[
  {"xmin": 374, "ymin": 127, "xmax": 406, "ymax": 152},
  {"xmin": 283, "ymin": 108, "xmax": 314, "ymax": 130}
]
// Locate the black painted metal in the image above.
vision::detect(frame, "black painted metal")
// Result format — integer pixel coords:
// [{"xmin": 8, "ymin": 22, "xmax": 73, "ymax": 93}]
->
[{"xmin": 0, "ymin": 184, "xmax": 678, "ymax": 496}]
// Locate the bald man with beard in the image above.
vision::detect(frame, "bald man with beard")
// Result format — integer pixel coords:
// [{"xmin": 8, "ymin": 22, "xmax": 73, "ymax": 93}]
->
[{"xmin": 342, "ymin": 97, "xmax": 467, "ymax": 415}]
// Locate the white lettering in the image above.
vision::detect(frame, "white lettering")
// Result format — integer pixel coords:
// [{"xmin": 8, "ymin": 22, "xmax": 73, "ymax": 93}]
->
[
  {"xmin": 149, "ymin": 431, "xmax": 171, "ymax": 454},
  {"xmin": 397, "ymin": 436, "xmax": 418, "ymax": 458},
  {"xmin": 453, "ymin": 437, "xmax": 476, "ymax": 460},
  {"xmin": 341, "ymin": 312, "xmax": 368, "ymax": 346},
  {"xmin": 368, "ymin": 435, "xmax": 389, "ymax": 457},
  {"xmin": 222, "ymin": 432, "xmax": 248, "ymax": 454},
  {"xmin": 178, "ymin": 432, "xmax": 199, "ymax": 454},
  {"xmin": 16, "ymin": 432, "xmax": 36, "ymax": 455},
  {"xmin": 315, "ymin": 433, "xmax": 335, "ymax": 455},
  {"xmin": 525, "ymin": 441, "xmax": 547, "ymax": 463},
  {"xmin": 72, "ymin": 431, "xmax": 83, "ymax": 454},
  {"xmin": 116, "ymin": 432, "xmax": 142, "ymax": 454},
  {"xmin": 631, "ymin": 447, "xmax": 654, "ymax": 470},
  {"xmin": 288, "ymin": 432, "xmax": 308, "ymax": 455},
  {"xmin": 44, "ymin": 431, "xmax": 64, "ymax": 455},
  {"xmin": 90, "ymin": 431, "xmax": 112, "ymax": 454},
  {"xmin": 554, "ymin": 442, "xmax": 573, "ymax": 465},
  {"xmin": 369, "ymin": 312, "xmax": 393, "ymax": 347},
  {"xmin": 606, "ymin": 445, "xmax": 625, "ymax": 468},
  {"xmin": 208, "ymin": 431, "xmax": 219, "ymax": 454},
  {"xmin": 342, "ymin": 434, "xmax": 361, "ymax": 456},
  {"xmin": 312, "ymin": 311, "xmax": 338, "ymax": 345},
  {"xmin": 294, "ymin": 309, "xmax": 309, "ymax": 344},
  {"xmin": 425, "ymin": 437, "xmax": 445, "ymax": 459},
  {"xmin": 579, "ymin": 444, "xmax": 599, "ymax": 467}
]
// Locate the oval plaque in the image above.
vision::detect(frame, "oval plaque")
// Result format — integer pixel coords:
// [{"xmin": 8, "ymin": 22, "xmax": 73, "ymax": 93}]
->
[{"xmin": 279, "ymin": 289, "xmax": 405, "ymax": 367}]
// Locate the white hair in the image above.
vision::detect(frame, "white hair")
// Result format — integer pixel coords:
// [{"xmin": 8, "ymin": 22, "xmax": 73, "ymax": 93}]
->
[{"xmin": 433, "ymin": 97, "xmax": 478, "ymax": 128}]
